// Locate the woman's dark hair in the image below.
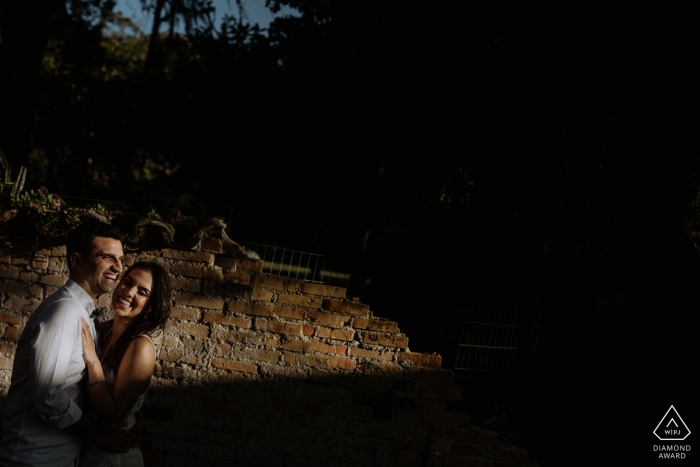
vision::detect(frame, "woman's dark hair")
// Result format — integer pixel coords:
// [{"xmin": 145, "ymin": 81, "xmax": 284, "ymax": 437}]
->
[{"xmin": 102, "ymin": 261, "xmax": 172, "ymax": 372}]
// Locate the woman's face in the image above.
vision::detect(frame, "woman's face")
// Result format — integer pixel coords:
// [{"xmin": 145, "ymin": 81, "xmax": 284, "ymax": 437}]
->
[{"xmin": 111, "ymin": 268, "xmax": 153, "ymax": 321}]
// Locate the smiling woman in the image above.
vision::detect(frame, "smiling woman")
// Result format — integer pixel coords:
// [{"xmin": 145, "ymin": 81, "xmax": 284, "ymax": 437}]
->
[{"xmin": 79, "ymin": 261, "xmax": 173, "ymax": 466}]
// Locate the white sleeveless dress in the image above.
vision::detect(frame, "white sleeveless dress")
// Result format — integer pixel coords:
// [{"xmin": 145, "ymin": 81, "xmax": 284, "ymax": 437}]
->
[{"xmin": 80, "ymin": 333, "xmax": 154, "ymax": 467}]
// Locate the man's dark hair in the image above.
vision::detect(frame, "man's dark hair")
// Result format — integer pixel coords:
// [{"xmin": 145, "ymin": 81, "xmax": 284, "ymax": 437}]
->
[{"xmin": 66, "ymin": 221, "xmax": 124, "ymax": 271}]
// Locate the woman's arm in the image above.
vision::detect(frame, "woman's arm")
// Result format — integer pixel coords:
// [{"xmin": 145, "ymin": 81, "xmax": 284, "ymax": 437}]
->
[{"xmin": 80, "ymin": 318, "xmax": 155, "ymax": 424}]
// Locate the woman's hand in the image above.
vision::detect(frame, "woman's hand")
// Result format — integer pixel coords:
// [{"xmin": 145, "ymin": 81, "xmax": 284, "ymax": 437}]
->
[{"xmin": 80, "ymin": 317, "xmax": 100, "ymax": 366}]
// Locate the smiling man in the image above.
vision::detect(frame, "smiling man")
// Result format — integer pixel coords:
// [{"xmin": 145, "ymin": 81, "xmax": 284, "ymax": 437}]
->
[{"xmin": 0, "ymin": 222, "xmax": 132, "ymax": 466}]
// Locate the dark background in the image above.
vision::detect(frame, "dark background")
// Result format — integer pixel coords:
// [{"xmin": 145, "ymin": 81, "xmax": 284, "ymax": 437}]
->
[{"xmin": 1, "ymin": 1, "xmax": 698, "ymax": 465}]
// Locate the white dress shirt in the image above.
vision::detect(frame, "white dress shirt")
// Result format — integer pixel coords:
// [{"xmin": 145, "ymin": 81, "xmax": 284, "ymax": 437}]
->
[{"xmin": 0, "ymin": 279, "xmax": 100, "ymax": 467}]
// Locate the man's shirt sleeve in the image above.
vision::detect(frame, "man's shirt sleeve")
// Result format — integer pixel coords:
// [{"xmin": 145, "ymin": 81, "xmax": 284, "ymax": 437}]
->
[{"xmin": 27, "ymin": 299, "xmax": 83, "ymax": 429}]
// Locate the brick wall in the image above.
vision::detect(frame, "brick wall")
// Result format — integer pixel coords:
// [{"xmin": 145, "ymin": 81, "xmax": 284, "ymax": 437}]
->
[{"xmin": 0, "ymin": 246, "xmax": 539, "ymax": 467}]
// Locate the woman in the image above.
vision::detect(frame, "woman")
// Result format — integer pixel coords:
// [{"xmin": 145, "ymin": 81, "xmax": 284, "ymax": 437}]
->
[{"xmin": 80, "ymin": 261, "xmax": 172, "ymax": 466}]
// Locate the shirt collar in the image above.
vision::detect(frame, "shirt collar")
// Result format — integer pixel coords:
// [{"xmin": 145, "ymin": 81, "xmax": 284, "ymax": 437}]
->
[{"xmin": 64, "ymin": 278, "xmax": 97, "ymax": 316}]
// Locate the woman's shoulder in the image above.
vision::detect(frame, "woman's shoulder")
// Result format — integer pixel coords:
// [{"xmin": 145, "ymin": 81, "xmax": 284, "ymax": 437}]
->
[{"xmin": 128, "ymin": 334, "xmax": 157, "ymax": 357}]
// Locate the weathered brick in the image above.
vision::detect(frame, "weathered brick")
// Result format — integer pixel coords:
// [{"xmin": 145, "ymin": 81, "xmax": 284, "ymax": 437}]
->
[
  {"xmin": 215, "ymin": 343, "xmax": 231, "ymax": 355},
  {"xmin": 235, "ymin": 257, "xmax": 263, "ymax": 273},
  {"xmin": 362, "ymin": 332, "xmax": 409, "ymax": 349},
  {"xmin": 483, "ymin": 446, "xmax": 529, "ymax": 463},
  {"xmin": 353, "ymin": 317, "xmax": 399, "ymax": 333},
  {"xmin": 183, "ymin": 323, "xmax": 210, "ymax": 338},
  {"xmin": 163, "ymin": 335, "xmax": 180, "ymax": 347},
  {"xmin": 161, "ymin": 249, "xmax": 215, "ymax": 265},
  {"xmin": 416, "ymin": 398, "xmax": 447, "ymax": 411},
  {"xmin": 317, "ymin": 326, "xmax": 355, "ymax": 341},
  {"xmin": 170, "ymin": 307, "xmax": 201, "ymax": 321},
  {"xmin": 39, "ymin": 274, "xmax": 68, "ymax": 287},
  {"xmin": 4, "ymin": 282, "xmax": 43, "ymax": 299},
  {"xmin": 398, "ymin": 352, "xmax": 442, "ymax": 368},
  {"xmin": 448, "ymin": 457, "xmax": 493, "ymax": 467},
  {"xmin": 10, "ymin": 256, "xmax": 29, "ymax": 266},
  {"xmin": 424, "ymin": 412, "xmax": 470, "ymax": 427},
  {"xmin": 227, "ymin": 329, "xmax": 264, "ymax": 346},
  {"xmin": 276, "ymin": 293, "xmax": 322, "ymax": 309},
  {"xmin": 326, "ymin": 356, "xmax": 356, "ymax": 371},
  {"xmin": 52, "ymin": 246, "xmax": 67, "ymax": 256},
  {"xmin": 201, "ymin": 237, "xmax": 223, "ymax": 252},
  {"xmin": 184, "ymin": 338, "xmax": 205, "ymax": 350},
  {"xmin": 0, "ymin": 341, "xmax": 16, "ymax": 355},
  {"xmin": 302, "ymin": 324, "xmax": 315, "ymax": 336},
  {"xmin": 273, "ymin": 306, "xmax": 304, "ymax": 321},
  {"xmin": 174, "ymin": 293, "xmax": 224, "ymax": 310},
  {"xmin": 202, "ymin": 281, "xmax": 250, "ymax": 299},
  {"xmin": 221, "ymin": 316, "xmax": 252, "ymax": 328},
  {"xmin": 18, "ymin": 272, "xmax": 40, "ymax": 282},
  {"xmin": 252, "ymin": 289, "xmax": 274, "ymax": 302},
  {"xmin": 283, "ymin": 353, "xmax": 330, "ymax": 369},
  {"xmin": 350, "ymin": 347, "xmax": 394, "ymax": 361},
  {"xmin": 305, "ymin": 340, "xmax": 347, "ymax": 355},
  {"xmin": 47, "ymin": 257, "xmax": 66, "ymax": 273},
  {"xmin": 0, "ymin": 356, "xmax": 13, "ymax": 370},
  {"xmin": 0, "ymin": 312, "xmax": 23, "ymax": 325},
  {"xmin": 233, "ymin": 302, "xmax": 274, "ymax": 318},
  {"xmin": 32, "ymin": 258, "xmax": 48, "ymax": 270},
  {"xmin": 300, "ymin": 283, "xmax": 346, "ymax": 299},
  {"xmin": 169, "ymin": 275, "xmax": 201, "ymax": 293},
  {"xmin": 453, "ymin": 428, "xmax": 498, "ymax": 446},
  {"xmin": 171, "ymin": 262, "xmax": 222, "ymax": 280},
  {"xmin": 211, "ymin": 357, "xmax": 258, "ymax": 374},
  {"xmin": 280, "ymin": 340, "xmax": 304, "ymax": 352},
  {"xmin": 322, "ymin": 299, "xmax": 370, "ymax": 317},
  {"xmin": 3, "ymin": 326, "xmax": 23, "ymax": 341},
  {"xmin": 159, "ymin": 350, "xmax": 181, "ymax": 362},
  {"xmin": 243, "ymin": 348, "xmax": 281, "ymax": 363},
  {"xmin": 4, "ymin": 296, "xmax": 40, "ymax": 312},
  {"xmin": 202, "ymin": 311, "xmax": 224, "ymax": 324},
  {"xmin": 253, "ymin": 275, "xmax": 295, "ymax": 291},
  {"xmin": 306, "ymin": 310, "xmax": 351, "ymax": 327},
  {"xmin": 223, "ymin": 271, "xmax": 251, "ymax": 285},
  {"xmin": 256, "ymin": 319, "xmax": 303, "ymax": 337}
]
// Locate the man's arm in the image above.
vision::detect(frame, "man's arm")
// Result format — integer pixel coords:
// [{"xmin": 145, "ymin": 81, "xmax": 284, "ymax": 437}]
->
[{"xmin": 27, "ymin": 299, "xmax": 84, "ymax": 429}]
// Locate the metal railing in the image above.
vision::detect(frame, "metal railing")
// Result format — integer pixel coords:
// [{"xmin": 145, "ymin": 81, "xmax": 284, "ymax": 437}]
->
[{"xmin": 238, "ymin": 241, "xmax": 329, "ymax": 283}]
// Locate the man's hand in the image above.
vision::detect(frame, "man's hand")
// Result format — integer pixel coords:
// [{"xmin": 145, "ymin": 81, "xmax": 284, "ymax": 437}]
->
[{"xmin": 92, "ymin": 426, "xmax": 137, "ymax": 453}]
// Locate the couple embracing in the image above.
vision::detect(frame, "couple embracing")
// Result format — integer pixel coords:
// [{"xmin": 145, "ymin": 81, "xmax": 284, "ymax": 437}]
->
[{"xmin": 0, "ymin": 222, "xmax": 173, "ymax": 466}]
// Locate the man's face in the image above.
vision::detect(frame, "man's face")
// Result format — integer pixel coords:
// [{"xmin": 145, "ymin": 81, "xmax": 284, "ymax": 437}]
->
[{"xmin": 79, "ymin": 237, "xmax": 124, "ymax": 296}]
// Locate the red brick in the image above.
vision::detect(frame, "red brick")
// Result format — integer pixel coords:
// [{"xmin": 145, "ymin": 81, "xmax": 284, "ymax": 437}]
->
[
  {"xmin": 0, "ymin": 356, "xmax": 13, "ymax": 370},
  {"xmin": 326, "ymin": 356, "xmax": 356, "ymax": 371},
  {"xmin": 257, "ymin": 319, "xmax": 303, "ymax": 337},
  {"xmin": 202, "ymin": 311, "xmax": 224, "ymax": 324},
  {"xmin": 350, "ymin": 347, "xmax": 394, "ymax": 361},
  {"xmin": 276, "ymin": 293, "xmax": 322, "ymax": 308},
  {"xmin": 299, "ymin": 282, "xmax": 346, "ymax": 298},
  {"xmin": 215, "ymin": 343, "xmax": 231, "ymax": 355},
  {"xmin": 274, "ymin": 306, "xmax": 304, "ymax": 321},
  {"xmin": 253, "ymin": 275, "xmax": 298, "ymax": 291},
  {"xmin": 4, "ymin": 282, "xmax": 43, "ymax": 299},
  {"xmin": 161, "ymin": 249, "xmax": 215, "ymax": 264},
  {"xmin": 183, "ymin": 323, "xmax": 210, "ymax": 338},
  {"xmin": 353, "ymin": 317, "xmax": 399, "ymax": 333},
  {"xmin": 201, "ymin": 237, "xmax": 223, "ymax": 252},
  {"xmin": 235, "ymin": 257, "xmax": 263, "ymax": 273},
  {"xmin": 245, "ymin": 349, "xmax": 281, "ymax": 363},
  {"xmin": 398, "ymin": 352, "xmax": 442, "ymax": 368},
  {"xmin": 453, "ymin": 428, "xmax": 498, "ymax": 446},
  {"xmin": 450, "ymin": 443, "xmax": 482, "ymax": 457},
  {"xmin": 168, "ymin": 275, "xmax": 201, "ymax": 292},
  {"xmin": 0, "ymin": 312, "xmax": 23, "ymax": 325},
  {"xmin": 170, "ymin": 307, "xmax": 201, "ymax": 321},
  {"xmin": 221, "ymin": 316, "xmax": 252, "ymax": 328},
  {"xmin": 284, "ymin": 353, "xmax": 330, "ymax": 369},
  {"xmin": 231, "ymin": 302, "xmax": 275, "ymax": 317},
  {"xmin": 211, "ymin": 357, "xmax": 258, "ymax": 374},
  {"xmin": 171, "ymin": 262, "xmax": 222, "ymax": 280},
  {"xmin": 302, "ymin": 324, "xmax": 315, "ymax": 336},
  {"xmin": 305, "ymin": 340, "xmax": 347, "ymax": 355},
  {"xmin": 362, "ymin": 332, "xmax": 408, "ymax": 348},
  {"xmin": 322, "ymin": 299, "xmax": 370, "ymax": 316},
  {"xmin": 159, "ymin": 350, "xmax": 181, "ymax": 362},
  {"xmin": 252, "ymin": 289, "xmax": 274, "ymax": 301},
  {"xmin": 280, "ymin": 340, "xmax": 304, "ymax": 352},
  {"xmin": 3, "ymin": 326, "xmax": 23, "ymax": 341},
  {"xmin": 424, "ymin": 412, "xmax": 470, "ymax": 427},
  {"xmin": 223, "ymin": 272, "xmax": 251, "ymax": 285},
  {"xmin": 38, "ymin": 274, "xmax": 67, "ymax": 286},
  {"xmin": 307, "ymin": 310, "xmax": 351, "ymax": 327},
  {"xmin": 483, "ymin": 446, "xmax": 529, "ymax": 463},
  {"xmin": 174, "ymin": 293, "xmax": 224, "ymax": 310}
]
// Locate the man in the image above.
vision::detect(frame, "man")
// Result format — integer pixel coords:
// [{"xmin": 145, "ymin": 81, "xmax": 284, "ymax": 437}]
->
[{"xmin": 0, "ymin": 222, "xmax": 135, "ymax": 466}]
